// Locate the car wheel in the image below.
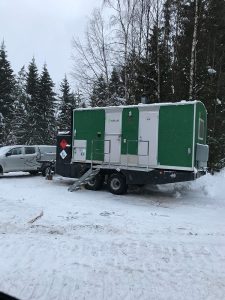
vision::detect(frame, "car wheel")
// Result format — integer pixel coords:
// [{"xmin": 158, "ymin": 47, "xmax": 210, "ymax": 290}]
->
[
  {"xmin": 42, "ymin": 167, "xmax": 51, "ymax": 177},
  {"xmin": 0, "ymin": 165, "xmax": 3, "ymax": 177},
  {"xmin": 85, "ymin": 174, "xmax": 104, "ymax": 190},
  {"xmin": 108, "ymin": 173, "xmax": 127, "ymax": 195}
]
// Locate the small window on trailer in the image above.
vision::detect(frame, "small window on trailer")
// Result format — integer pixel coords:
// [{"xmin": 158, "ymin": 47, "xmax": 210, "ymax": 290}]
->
[{"xmin": 198, "ymin": 118, "xmax": 204, "ymax": 140}]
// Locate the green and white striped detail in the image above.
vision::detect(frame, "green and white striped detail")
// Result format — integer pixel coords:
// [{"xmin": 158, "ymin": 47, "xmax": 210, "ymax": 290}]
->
[{"xmin": 72, "ymin": 101, "xmax": 207, "ymax": 171}]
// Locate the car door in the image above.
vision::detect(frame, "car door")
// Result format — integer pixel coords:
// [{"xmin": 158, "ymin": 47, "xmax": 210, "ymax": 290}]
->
[
  {"xmin": 4, "ymin": 147, "xmax": 25, "ymax": 172},
  {"xmin": 24, "ymin": 146, "xmax": 39, "ymax": 171}
]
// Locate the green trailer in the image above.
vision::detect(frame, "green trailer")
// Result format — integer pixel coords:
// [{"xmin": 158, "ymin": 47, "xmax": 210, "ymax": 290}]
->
[{"xmin": 56, "ymin": 101, "xmax": 209, "ymax": 194}]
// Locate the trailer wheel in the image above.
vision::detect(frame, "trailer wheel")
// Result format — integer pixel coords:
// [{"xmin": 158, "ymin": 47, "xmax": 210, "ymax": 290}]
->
[
  {"xmin": 108, "ymin": 173, "xmax": 127, "ymax": 195},
  {"xmin": 85, "ymin": 174, "xmax": 104, "ymax": 191}
]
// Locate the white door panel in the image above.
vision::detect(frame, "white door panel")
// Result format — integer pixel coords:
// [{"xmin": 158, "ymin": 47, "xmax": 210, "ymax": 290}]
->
[
  {"xmin": 4, "ymin": 147, "xmax": 25, "ymax": 172},
  {"xmin": 24, "ymin": 146, "xmax": 39, "ymax": 171},
  {"xmin": 138, "ymin": 111, "xmax": 159, "ymax": 166},
  {"xmin": 104, "ymin": 110, "xmax": 122, "ymax": 163}
]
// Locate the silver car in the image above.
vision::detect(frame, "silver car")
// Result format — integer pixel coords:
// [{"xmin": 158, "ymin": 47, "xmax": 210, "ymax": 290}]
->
[{"xmin": 0, "ymin": 145, "xmax": 56, "ymax": 176}]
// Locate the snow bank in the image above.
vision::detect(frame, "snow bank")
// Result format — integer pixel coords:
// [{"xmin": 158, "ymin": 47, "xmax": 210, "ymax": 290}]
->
[
  {"xmin": 157, "ymin": 169, "xmax": 225, "ymax": 200},
  {"xmin": 191, "ymin": 169, "xmax": 225, "ymax": 198}
]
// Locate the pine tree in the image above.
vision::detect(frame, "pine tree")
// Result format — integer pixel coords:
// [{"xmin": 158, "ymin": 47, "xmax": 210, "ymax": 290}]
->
[
  {"xmin": 0, "ymin": 41, "xmax": 15, "ymax": 144},
  {"xmin": 58, "ymin": 75, "xmax": 77, "ymax": 130},
  {"xmin": 26, "ymin": 58, "xmax": 42, "ymax": 144},
  {"xmin": 39, "ymin": 64, "xmax": 56, "ymax": 144}
]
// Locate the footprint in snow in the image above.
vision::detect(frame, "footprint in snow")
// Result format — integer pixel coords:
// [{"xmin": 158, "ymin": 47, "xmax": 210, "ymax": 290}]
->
[{"xmin": 100, "ymin": 211, "xmax": 115, "ymax": 217}]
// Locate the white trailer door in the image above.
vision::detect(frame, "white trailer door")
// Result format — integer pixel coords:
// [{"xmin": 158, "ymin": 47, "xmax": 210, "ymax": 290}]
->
[
  {"xmin": 104, "ymin": 109, "xmax": 122, "ymax": 164},
  {"xmin": 138, "ymin": 110, "xmax": 159, "ymax": 166}
]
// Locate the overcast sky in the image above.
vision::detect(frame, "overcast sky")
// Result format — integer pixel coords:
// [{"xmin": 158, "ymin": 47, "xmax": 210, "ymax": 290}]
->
[{"xmin": 0, "ymin": 0, "xmax": 102, "ymax": 89}]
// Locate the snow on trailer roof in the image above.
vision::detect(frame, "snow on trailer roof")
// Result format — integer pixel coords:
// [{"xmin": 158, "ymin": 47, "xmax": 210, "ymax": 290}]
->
[{"xmin": 73, "ymin": 100, "xmax": 202, "ymax": 111}]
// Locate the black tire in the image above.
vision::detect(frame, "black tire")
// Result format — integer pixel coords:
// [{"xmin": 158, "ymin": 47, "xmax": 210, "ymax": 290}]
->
[
  {"xmin": 108, "ymin": 173, "xmax": 127, "ymax": 195},
  {"xmin": 0, "ymin": 165, "xmax": 3, "ymax": 177},
  {"xmin": 42, "ymin": 167, "xmax": 51, "ymax": 177},
  {"xmin": 85, "ymin": 174, "xmax": 104, "ymax": 191},
  {"xmin": 29, "ymin": 171, "xmax": 39, "ymax": 176}
]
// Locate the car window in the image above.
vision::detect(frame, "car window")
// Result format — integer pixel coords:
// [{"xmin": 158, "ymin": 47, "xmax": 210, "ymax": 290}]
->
[
  {"xmin": 9, "ymin": 147, "xmax": 23, "ymax": 155},
  {"xmin": 25, "ymin": 147, "xmax": 36, "ymax": 154}
]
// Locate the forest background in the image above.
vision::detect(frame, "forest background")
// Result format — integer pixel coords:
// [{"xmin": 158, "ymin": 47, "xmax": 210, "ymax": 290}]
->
[{"xmin": 0, "ymin": 0, "xmax": 224, "ymax": 168}]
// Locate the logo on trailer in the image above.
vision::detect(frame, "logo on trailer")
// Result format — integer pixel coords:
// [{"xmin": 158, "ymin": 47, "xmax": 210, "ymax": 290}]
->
[
  {"xmin": 60, "ymin": 139, "xmax": 67, "ymax": 149},
  {"xmin": 60, "ymin": 150, "xmax": 67, "ymax": 159}
]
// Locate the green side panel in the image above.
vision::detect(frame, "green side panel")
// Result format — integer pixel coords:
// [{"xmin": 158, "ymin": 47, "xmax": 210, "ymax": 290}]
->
[
  {"xmin": 121, "ymin": 107, "xmax": 139, "ymax": 155},
  {"xmin": 158, "ymin": 104, "xmax": 194, "ymax": 168},
  {"xmin": 73, "ymin": 109, "xmax": 105, "ymax": 161}
]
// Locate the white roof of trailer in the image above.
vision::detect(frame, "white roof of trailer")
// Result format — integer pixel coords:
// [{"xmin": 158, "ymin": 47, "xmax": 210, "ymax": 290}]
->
[{"xmin": 74, "ymin": 100, "xmax": 201, "ymax": 111}]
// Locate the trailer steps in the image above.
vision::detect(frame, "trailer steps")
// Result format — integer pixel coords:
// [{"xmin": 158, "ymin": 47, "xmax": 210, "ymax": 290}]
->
[{"xmin": 68, "ymin": 168, "xmax": 100, "ymax": 192}]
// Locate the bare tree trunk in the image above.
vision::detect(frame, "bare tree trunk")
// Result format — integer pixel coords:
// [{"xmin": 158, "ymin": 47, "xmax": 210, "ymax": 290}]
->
[
  {"xmin": 189, "ymin": 0, "xmax": 198, "ymax": 100},
  {"xmin": 103, "ymin": 0, "xmax": 138, "ymax": 103},
  {"xmin": 145, "ymin": 1, "xmax": 151, "ymax": 59},
  {"xmin": 71, "ymin": 9, "xmax": 111, "ymax": 97},
  {"xmin": 156, "ymin": 0, "xmax": 161, "ymax": 102},
  {"xmin": 138, "ymin": 0, "xmax": 144, "ymax": 57}
]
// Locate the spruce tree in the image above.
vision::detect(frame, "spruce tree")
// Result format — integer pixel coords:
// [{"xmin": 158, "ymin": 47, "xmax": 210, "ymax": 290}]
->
[
  {"xmin": 39, "ymin": 64, "xmax": 56, "ymax": 144},
  {"xmin": 121, "ymin": 51, "xmax": 144, "ymax": 105},
  {"xmin": 26, "ymin": 58, "xmax": 41, "ymax": 144},
  {"xmin": 169, "ymin": 0, "xmax": 225, "ymax": 167},
  {"xmin": 7, "ymin": 66, "xmax": 28, "ymax": 144},
  {"xmin": 141, "ymin": 26, "xmax": 160, "ymax": 103},
  {"xmin": 0, "ymin": 42, "xmax": 15, "ymax": 144},
  {"xmin": 171, "ymin": 1, "xmax": 192, "ymax": 100},
  {"xmin": 108, "ymin": 67, "xmax": 125, "ymax": 106},
  {"xmin": 58, "ymin": 75, "xmax": 77, "ymax": 130},
  {"xmin": 160, "ymin": 0, "xmax": 173, "ymax": 101},
  {"xmin": 198, "ymin": 0, "xmax": 225, "ymax": 167},
  {"xmin": 90, "ymin": 74, "xmax": 109, "ymax": 107},
  {"xmin": 0, "ymin": 113, "xmax": 5, "ymax": 145}
]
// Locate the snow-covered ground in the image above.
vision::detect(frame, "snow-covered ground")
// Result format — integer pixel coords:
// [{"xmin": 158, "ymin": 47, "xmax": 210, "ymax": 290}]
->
[{"xmin": 0, "ymin": 171, "xmax": 225, "ymax": 300}]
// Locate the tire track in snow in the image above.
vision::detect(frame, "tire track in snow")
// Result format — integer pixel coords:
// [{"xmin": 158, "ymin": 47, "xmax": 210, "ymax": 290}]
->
[{"xmin": 0, "ymin": 232, "xmax": 225, "ymax": 300}]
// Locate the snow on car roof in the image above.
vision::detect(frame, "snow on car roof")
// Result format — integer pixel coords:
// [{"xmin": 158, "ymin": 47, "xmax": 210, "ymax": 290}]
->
[{"xmin": 0, "ymin": 146, "xmax": 13, "ymax": 155}]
